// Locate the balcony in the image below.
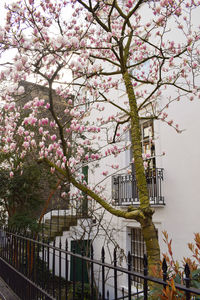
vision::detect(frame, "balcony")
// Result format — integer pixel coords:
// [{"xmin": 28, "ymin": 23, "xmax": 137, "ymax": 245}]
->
[{"xmin": 112, "ymin": 168, "xmax": 164, "ymax": 206}]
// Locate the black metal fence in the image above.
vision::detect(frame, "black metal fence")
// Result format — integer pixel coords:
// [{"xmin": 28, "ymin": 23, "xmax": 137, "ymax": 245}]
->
[
  {"xmin": 0, "ymin": 229, "xmax": 200, "ymax": 300},
  {"xmin": 112, "ymin": 168, "xmax": 164, "ymax": 206}
]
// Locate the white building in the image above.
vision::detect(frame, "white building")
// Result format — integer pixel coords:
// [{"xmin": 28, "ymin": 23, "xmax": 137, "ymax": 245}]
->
[
  {"xmin": 87, "ymin": 93, "xmax": 200, "ymax": 262},
  {"xmin": 42, "ymin": 83, "xmax": 200, "ymax": 298}
]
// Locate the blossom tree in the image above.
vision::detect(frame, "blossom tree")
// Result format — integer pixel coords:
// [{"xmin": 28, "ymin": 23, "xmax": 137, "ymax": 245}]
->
[{"xmin": 0, "ymin": 0, "xmax": 199, "ymax": 270}]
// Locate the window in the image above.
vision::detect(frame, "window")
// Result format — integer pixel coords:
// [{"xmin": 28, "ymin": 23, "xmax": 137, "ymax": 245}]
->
[
  {"xmin": 130, "ymin": 119, "xmax": 155, "ymax": 171},
  {"xmin": 80, "ymin": 165, "xmax": 88, "ymax": 217},
  {"xmin": 130, "ymin": 227, "xmax": 158, "ymax": 283},
  {"xmin": 81, "ymin": 88, "xmax": 92, "ymax": 112},
  {"xmin": 141, "ymin": 120, "xmax": 154, "ymax": 156},
  {"xmin": 141, "ymin": 119, "xmax": 155, "ymax": 170},
  {"xmin": 130, "ymin": 227, "xmax": 146, "ymax": 283}
]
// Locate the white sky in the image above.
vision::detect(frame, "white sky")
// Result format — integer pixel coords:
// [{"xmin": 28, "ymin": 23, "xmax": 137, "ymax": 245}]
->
[
  {"xmin": 0, "ymin": 0, "xmax": 199, "ymax": 84},
  {"xmin": 0, "ymin": 0, "xmax": 73, "ymax": 84}
]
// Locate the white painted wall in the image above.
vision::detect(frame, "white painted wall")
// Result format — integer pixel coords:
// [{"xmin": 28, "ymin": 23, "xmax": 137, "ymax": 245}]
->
[
  {"xmin": 45, "ymin": 95, "xmax": 200, "ymax": 295},
  {"xmin": 87, "ymin": 94, "xmax": 200, "ymax": 264},
  {"xmin": 153, "ymin": 97, "xmax": 200, "ymax": 260}
]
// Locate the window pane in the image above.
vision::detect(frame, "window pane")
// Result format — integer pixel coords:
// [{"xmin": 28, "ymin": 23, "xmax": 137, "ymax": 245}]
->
[{"xmin": 131, "ymin": 228, "xmax": 146, "ymax": 284}]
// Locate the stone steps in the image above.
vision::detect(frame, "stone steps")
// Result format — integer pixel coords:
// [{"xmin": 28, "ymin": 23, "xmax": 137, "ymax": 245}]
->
[{"xmin": 43, "ymin": 215, "xmax": 78, "ymax": 239}]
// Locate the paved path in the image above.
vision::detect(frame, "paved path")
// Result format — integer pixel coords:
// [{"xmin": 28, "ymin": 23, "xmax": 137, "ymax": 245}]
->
[{"xmin": 0, "ymin": 277, "xmax": 20, "ymax": 300}]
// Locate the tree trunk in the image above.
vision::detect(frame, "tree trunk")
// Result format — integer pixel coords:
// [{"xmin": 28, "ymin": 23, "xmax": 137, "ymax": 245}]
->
[
  {"xmin": 141, "ymin": 216, "xmax": 160, "ymax": 272},
  {"xmin": 123, "ymin": 71, "xmax": 160, "ymax": 271}
]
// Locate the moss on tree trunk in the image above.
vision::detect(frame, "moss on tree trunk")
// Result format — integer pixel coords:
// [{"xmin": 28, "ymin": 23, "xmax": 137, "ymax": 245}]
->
[{"xmin": 123, "ymin": 70, "xmax": 160, "ymax": 271}]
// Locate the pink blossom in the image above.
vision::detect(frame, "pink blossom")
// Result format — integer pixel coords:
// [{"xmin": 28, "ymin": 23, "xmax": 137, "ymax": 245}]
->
[
  {"xmin": 79, "ymin": 125, "xmax": 85, "ymax": 133},
  {"xmin": 143, "ymin": 161, "xmax": 148, "ymax": 169},
  {"xmin": 56, "ymin": 160, "xmax": 61, "ymax": 167},
  {"xmin": 10, "ymin": 171, "xmax": 14, "ymax": 178},
  {"xmin": 56, "ymin": 149, "xmax": 63, "ymax": 157},
  {"xmin": 41, "ymin": 118, "xmax": 49, "ymax": 125},
  {"xmin": 39, "ymin": 127, "xmax": 43, "ymax": 134},
  {"xmin": 51, "ymin": 134, "xmax": 57, "ymax": 141},
  {"xmin": 39, "ymin": 141, "xmax": 44, "ymax": 148},
  {"xmin": 167, "ymin": 120, "xmax": 173, "ymax": 125},
  {"xmin": 48, "ymin": 144, "xmax": 54, "ymax": 152},
  {"xmin": 102, "ymin": 171, "xmax": 108, "ymax": 176},
  {"xmin": 192, "ymin": 63, "xmax": 197, "ymax": 69},
  {"xmin": 17, "ymin": 86, "xmax": 25, "ymax": 95},
  {"xmin": 111, "ymin": 164, "xmax": 119, "ymax": 169},
  {"xmin": 31, "ymin": 140, "xmax": 36, "ymax": 147},
  {"xmin": 21, "ymin": 151, "xmax": 25, "ymax": 159},
  {"xmin": 23, "ymin": 141, "xmax": 29, "ymax": 149},
  {"xmin": 50, "ymin": 121, "xmax": 56, "ymax": 127},
  {"xmin": 51, "ymin": 167, "xmax": 55, "ymax": 174},
  {"xmin": 18, "ymin": 126, "xmax": 24, "ymax": 135},
  {"xmin": 10, "ymin": 143, "xmax": 16, "ymax": 150},
  {"xmin": 31, "ymin": 117, "xmax": 37, "ymax": 125}
]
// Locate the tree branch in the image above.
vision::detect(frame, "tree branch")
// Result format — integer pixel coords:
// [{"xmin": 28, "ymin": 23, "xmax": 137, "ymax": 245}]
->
[{"xmin": 39, "ymin": 158, "xmax": 145, "ymax": 221}]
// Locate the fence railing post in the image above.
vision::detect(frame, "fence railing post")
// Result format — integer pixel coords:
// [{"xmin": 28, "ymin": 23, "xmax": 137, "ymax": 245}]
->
[
  {"xmin": 101, "ymin": 247, "xmax": 105, "ymax": 300},
  {"xmin": 65, "ymin": 238, "xmax": 68, "ymax": 300},
  {"xmin": 52, "ymin": 239, "xmax": 56, "ymax": 298},
  {"xmin": 50, "ymin": 210, "xmax": 52, "ymax": 237},
  {"xmin": 114, "ymin": 247, "xmax": 118, "ymax": 300},
  {"xmin": 25, "ymin": 233, "xmax": 28, "ymax": 277},
  {"xmin": 90, "ymin": 243, "xmax": 94, "ymax": 300},
  {"xmin": 32, "ymin": 237, "xmax": 35, "ymax": 282},
  {"xmin": 41, "ymin": 236, "xmax": 45, "ymax": 288},
  {"xmin": 127, "ymin": 251, "xmax": 132, "ymax": 300},
  {"xmin": 184, "ymin": 263, "xmax": 191, "ymax": 300},
  {"xmin": 162, "ymin": 258, "xmax": 168, "ymax": 289},
  {"xmin": 81, "ymin": 245, "xmax": 84, "ymax": 300},
  {"xmin": 72, "ymin": 246, "xmax": 76, "ymax": 300},
  {"xmin": 121, "ymin": 287, "xmax": 125, "ymax": 300},
  {"xmin": 57, "ymin": 208, "xmax": 60, "ymax": 232},
  {"xmin": 59, "ymin": 238, "xmax": 62, "ymax": 300},
  {"xmin": 46, "ymin": 238, "xmax": 50, "ymax": 293},
  {"xmin": 143, "ymin": 254, "xmax": 148, "ymax": 300},
  {"xmin": 36, "ymin": 236, "xmax": 40, "ymax": 283}
]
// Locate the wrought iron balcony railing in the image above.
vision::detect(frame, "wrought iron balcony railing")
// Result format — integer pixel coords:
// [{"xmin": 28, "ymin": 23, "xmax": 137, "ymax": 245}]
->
[{"xmin": 112, "ymin": 168, "xmax": 164, "ymax": 206}]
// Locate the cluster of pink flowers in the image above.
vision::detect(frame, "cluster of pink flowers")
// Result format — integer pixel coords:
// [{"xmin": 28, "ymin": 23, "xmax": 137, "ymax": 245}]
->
[{"xmin": 0, "ymin": 0, "xmax": 198, "ymax": 194}]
